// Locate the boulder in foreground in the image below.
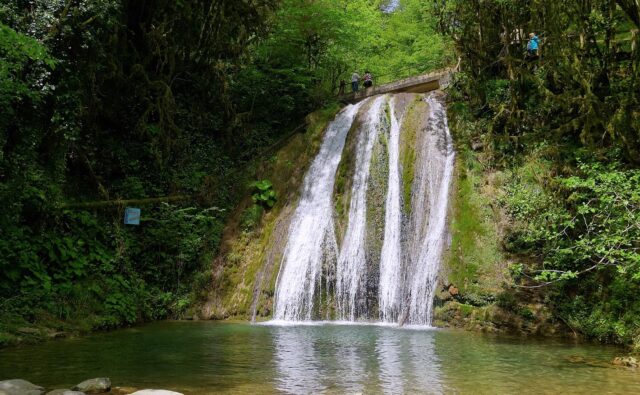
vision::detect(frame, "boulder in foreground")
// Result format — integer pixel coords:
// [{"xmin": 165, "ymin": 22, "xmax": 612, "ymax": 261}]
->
[{"xmin": 0, "ymin": 380, "xmax": 45, "ymax": 395}]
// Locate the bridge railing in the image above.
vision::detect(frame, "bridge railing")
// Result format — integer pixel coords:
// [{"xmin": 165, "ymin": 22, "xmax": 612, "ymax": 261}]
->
[{"xmin": 340, "ymin": 67, "xmax": 455, "ymax": 103}]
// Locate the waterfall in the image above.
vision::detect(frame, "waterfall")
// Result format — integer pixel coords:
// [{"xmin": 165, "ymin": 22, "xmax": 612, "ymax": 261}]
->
[
  {"xmin": 336, "ymin": 96, "xmax": 386, "ymax": 321},
  {"xmin": 272, "ymin": 92, "xmax": 454, "ymax": 325},
  {"xmin": 382, "ymin": 0, "xmax": 400, "ymax": 13},
  {"xmin": 378, "ymin": 97, "xmax": 403, "ymax": 323},
  {"xmin": 406, "ymin": 95, "xmax": 455, "ymax": 326},
  {"xmin": 273, "ymin": 101, "xmax": 366, "ymax": 321}
]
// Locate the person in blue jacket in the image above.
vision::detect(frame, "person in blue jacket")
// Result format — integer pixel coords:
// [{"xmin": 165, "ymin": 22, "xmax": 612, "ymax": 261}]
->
[{"xmin": 527, "ymin": 32, "xmax": 539, "ymax": 58}]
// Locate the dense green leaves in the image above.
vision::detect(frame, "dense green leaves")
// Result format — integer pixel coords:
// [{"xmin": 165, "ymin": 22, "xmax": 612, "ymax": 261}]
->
[
  {"xmin": 443, "ymin": 0, "xmax": 640, "ymax": 346},
  {"xmin": 0, "ymin": 0, "xmax": 453, "ymax": 337},
  {"xmin": 0, "ymin": 0, "xmax": 277, "ymax": 332},
  {"xmin": 251, "ymin": 180, "xmax": 277, "ymax": 208}
]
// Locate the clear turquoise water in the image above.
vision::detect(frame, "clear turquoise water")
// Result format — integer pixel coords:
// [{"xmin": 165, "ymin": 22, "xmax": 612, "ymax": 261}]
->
[{"xmin": 1, "ymin": 321, "xmax": 639, "ymax": 394}]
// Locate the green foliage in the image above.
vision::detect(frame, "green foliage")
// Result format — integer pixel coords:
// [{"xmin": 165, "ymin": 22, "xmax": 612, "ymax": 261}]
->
[
  {"xmin": 0, "ymin": 0, "xmax": 453, "ymax": 338},
  {"xmin": 240, "ymin": 204, "xmax": 265, "ymax": 231},
  {"xmin": 445, "ymin": 148, "xmax": 503, "ymax": 295},
  {"xmin": 443, "ymin": 0, "xmax": 640, "ymax": 346},
  {"xmin": 0, "ymin": 0, "xmax": 279, "ymax": 335},
  {"xmin": 504, "ymin": 160, "xmax": 640, "ymax": 283},
  {"xmin": 436, "ymin": 0, "xmax": 640, "ymax": 162},
  {"xmin": 251, "ymin": 180, "xmax": 277, "ymax": 208},
  {"xmin": 0, "ymin": 23, "xmax": 54, "ymax": 108}
]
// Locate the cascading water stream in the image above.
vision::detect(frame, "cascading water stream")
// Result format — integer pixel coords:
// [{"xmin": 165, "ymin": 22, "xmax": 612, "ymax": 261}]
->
[
  {"xmin": 272, "ymin": 92, "xmax": 454, "ymax": 325},
  {"xmin": 406, "ymin": 95, "xmax": 455, "ymax": 326},
  {"xmin": 378, "ymin": 97, "xmax": 403, "ymax": 323},
  {"xmin": 336, "ymin": 96, "xmax": 386, "ymax": 321},
  {"xmin": 273, "ymin": 101, "xmax": 366, "ymax": 321}
]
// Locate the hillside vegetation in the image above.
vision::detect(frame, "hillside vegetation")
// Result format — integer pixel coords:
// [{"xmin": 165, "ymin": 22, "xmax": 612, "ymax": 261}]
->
[
  {"xmin": 435, "ymin": 0, "xmax": 640, "ymax": 348},
  {"xmin": 0, "ymin": 0, "xmax": 451, "ymax": 345}
]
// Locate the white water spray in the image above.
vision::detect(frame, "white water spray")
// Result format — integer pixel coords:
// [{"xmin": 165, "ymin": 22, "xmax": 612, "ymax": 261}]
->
[
  {"xmin": 378, "ymin": 97, "xmax": 403, "ymax": 322},
  {"xmin": 272, "ymin": 92, "xmax": 454, "ymax": 325},
  {"xmin": 336, "ymin": 96, "xmax": 386, "ymax": 321},
  {"xmin": 273, "ymin": 101, "xmax": 365, "ymax": 321},
  {"xmin": 406, "ymin": 95, "xmax": 455, "ymax": 325}
]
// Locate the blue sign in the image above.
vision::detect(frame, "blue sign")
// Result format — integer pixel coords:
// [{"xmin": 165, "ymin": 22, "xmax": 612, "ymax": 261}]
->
[{"xmin": 124, "ymin": 207, "xmax": 141, "ymax": 225}]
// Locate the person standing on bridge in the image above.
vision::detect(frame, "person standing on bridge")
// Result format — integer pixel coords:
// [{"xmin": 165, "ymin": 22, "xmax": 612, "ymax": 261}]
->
[
  {"xmin": 351, "ymin": 71, "xmax": 361, "ymax": 92},
  {"xmin": 363, "ymin": 71, "xmax": 373, "ymax": 88}
]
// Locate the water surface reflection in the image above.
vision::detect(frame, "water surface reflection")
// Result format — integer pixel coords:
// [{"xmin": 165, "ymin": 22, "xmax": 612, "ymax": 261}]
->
[{"xmin": 272, "ymin": 324, "xmax": 444, "ymax": 394}]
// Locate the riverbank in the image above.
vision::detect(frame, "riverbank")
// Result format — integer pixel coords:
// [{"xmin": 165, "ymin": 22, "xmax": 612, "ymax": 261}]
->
[{"xmin": 0, "ymin": 378, "xmax": 183, "ymax": 395}]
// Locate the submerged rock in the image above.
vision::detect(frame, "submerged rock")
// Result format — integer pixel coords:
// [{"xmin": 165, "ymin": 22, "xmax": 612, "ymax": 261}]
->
[
  {"xmin": 129, "ymin": 391, "xmax": 183, "ymax": 395},
  {"xmin": 0, "ymin": 379, "xmax": 45, "ymax": 395},
  {"xmin": 612, "ymin": 356, "xmax": 639, "ymax": 368},
  {"xmin": 72, "ymin": 379, "xmax": 111, "ymax": 394}
]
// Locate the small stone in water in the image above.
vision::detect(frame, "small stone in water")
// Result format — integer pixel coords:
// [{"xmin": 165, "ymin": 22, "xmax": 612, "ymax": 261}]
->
[
  {"xmin": 129, "ymin": 391, "xmax": 184, "ymax": 395},
  {"xmin": 72, "ymin": 379, "xmax": 111, "ymax": 394}
]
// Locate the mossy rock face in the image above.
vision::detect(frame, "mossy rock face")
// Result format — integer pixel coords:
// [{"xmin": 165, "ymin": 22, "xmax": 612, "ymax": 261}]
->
[
  {"xmin": 440, "ymin": 149, "xmax": 507, "ymax": 298},
  {"xmin": 363, "ymin": 102, "xmax": 391, "ymax": 319},
  {"xmin": 399, "ymin": 96, "xmax": 426, "ymax": 217},
  {"xmin": 202, "ymin": 105, "xmax": 340, "ymax": 320},
  {"xmin": 334, "ymin": 102, "xmax": 373, "ymax": 245}
]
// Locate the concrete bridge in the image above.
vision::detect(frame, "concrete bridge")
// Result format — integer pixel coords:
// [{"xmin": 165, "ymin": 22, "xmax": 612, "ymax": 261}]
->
[{"xmin": 341, "ymin": 68, "xmax": 454, "ymax": 103}]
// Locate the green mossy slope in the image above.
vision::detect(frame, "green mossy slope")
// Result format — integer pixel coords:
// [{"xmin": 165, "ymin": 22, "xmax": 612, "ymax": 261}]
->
[
  {"xmin": 200, "ymin": 105, "xmax": 340, "ymax": 320},
  {"xmin": 399, "ymin": 97, "xmax": 425, "ymax": 216}
]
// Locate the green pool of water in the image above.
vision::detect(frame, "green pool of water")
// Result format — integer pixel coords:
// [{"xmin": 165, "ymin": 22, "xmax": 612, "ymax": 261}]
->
[{"xmin": 1, "ymin": 321, "xmax": 638, "ymax": 394}]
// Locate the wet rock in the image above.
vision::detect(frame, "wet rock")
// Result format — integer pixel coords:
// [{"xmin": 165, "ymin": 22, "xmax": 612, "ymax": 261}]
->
[
  {"xmin": 448, "ymin": 285, "xmax": 459, "ymax": 297},
  {"xmin": 72, "ymin": 379, "xmax": 111, "ymax": 394},
  {"xmin": 46, "ymin": 390, "xmax": 85, "ymax": 395},
  {"xmin": 0, "ymin": 379, "xmax": 45, "ymax": 395},
  {"xmin": 437, "ymin": 290, "xmax": 452, "ymax": 301},
  {"xmin": 129, "ymin": 391, "xmax": 183, "ymax": 395},
  {"xmin": 565, "ymin": 355, "xmax": 610, "ymax": 368},
  {"xmin": 612, "ymin": 356, "xmax": 639, "ymax": 368},
  {"xmin": 566, "ymin": 355, "xmax": 587, "ymax": 364}
]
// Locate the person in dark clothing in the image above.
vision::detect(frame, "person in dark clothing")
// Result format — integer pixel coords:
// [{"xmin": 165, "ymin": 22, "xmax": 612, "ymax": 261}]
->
[{"xmin": 363, "ymin": 71, "xmax": 373, "ymax": 88}]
